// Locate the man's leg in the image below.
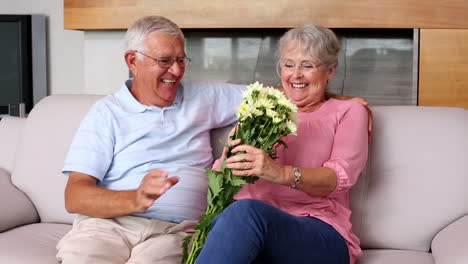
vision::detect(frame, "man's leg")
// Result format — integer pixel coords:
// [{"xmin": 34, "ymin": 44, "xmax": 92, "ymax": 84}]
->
[
  {"xmin": 127, "ymin": 220, "xmax": 197, "ymax": 264},
  {"xmin": 56, "ymin": 216, "xmax": 131, "ymax": 264},
  {"xmin": 195, "ymin": 199, "xmax": 349, "ymax": 264}
]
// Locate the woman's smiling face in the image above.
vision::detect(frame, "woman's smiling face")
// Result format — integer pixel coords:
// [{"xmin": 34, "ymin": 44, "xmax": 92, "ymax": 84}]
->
[{"xmin": 280, "ymin": 43, "xmax": 337, "ymax": 112}]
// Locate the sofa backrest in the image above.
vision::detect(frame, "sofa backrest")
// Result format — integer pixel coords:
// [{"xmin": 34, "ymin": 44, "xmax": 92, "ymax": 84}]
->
[
  {"xmin": 350, "ymin": 106, "xmax": 468, "ymax": 252},
  {"xmin": 11, "ymin": 95, "xmax": 103, "ymax": 224},
  {"xmin": 9, "ymin": 95, "xmax": 468, "ymax": 253},
  {"xmin": 0, "ymin": 116, "xmax": 26, "ymax": 173}
]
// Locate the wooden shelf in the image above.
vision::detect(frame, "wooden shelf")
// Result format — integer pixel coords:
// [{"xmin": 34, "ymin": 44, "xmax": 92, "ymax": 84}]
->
[
  {"xmin": 419, "ymin": 29, "xmax": 468, "ymax": 108},
  {"xmin": 64, "ymin": 0, "xmax": 468, "ymax": 30}
]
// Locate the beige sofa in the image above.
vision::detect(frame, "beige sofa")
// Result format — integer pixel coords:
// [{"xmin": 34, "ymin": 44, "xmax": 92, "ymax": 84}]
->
[{"xmin": 0, "ymin": 95, "xmax": 467, "ymax": 264}]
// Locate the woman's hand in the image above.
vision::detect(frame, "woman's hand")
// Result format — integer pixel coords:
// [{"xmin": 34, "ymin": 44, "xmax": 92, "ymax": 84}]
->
[
  {"xmin": 219, "ymin": 126, "xmax": 241, "ymax": 161},
  {"xmin": 226, "ymin": 144, "xmax": 289, "ymax": 185},
  {"xmin": 211, "ymin": 126, "xmax": 241, "ymax": 171}
]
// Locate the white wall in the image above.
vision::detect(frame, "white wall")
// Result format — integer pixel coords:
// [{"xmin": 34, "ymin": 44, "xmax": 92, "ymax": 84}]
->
[
  {"xmin": 0, "ymin": 0, "xmax": 32, "ymax": 15},
  {"xmin": 1, "ymin": 0, "xmax": 128, "ymax": 96},
  {"xmin": 83, "ymin": 31, "xmax": 128, "ymax": 95}
]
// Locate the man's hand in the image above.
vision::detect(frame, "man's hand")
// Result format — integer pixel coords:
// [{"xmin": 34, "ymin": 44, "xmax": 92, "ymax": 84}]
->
[
  {"xmin": 326, "ymin": 92, "xmax": 373, "ymax": 142},
  {"xmin": 135, "ymin": 169, "xmax": 179, "ymax": 212},
  {"xmin": 350, "ymin": 97, "xmax": 373, "ymax": 142}
]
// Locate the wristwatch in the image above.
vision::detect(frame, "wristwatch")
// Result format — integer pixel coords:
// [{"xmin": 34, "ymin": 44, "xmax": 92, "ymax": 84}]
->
[{"xmin": 289, "ymin": 167, "xmax": 302, "ymax": 188}]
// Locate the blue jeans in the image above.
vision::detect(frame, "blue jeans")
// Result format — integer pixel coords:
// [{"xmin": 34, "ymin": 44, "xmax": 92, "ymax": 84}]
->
[{"xmin": 195, "ymin": 199, "xmax": 349, "ymax": 264}]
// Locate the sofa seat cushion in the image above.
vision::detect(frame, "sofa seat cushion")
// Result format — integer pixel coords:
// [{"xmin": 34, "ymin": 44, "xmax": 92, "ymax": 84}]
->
[
  {"xmin": 358, "ymin": 249, "xmax": 434, "ymax": 264},
  {"xmin": 0, "ymin": 223, "xmax": 71, "ymax": 264}
]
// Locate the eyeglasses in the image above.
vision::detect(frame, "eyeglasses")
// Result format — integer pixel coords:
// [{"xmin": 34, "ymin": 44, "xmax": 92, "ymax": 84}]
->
[
  {"xmin": 135, "ymin": 51, "xmax": 191, "ymax": 68},
  {"xmin": 279, "ymin": 59, "xmax": 323, "ymax": 73}
]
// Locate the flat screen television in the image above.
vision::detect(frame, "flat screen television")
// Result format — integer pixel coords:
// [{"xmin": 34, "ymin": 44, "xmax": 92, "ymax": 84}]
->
[{"xmin": 0, "ymin": 14, "xmax": 47, "ymax": 115}]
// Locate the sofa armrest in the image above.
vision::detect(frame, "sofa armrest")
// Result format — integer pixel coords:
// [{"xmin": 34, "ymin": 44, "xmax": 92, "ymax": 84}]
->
[
  {"xmin": 0, "ymin": 168, "xmax": 39, "ymax": 232},
  {"xmin": 432, "ymin": 215, "xmax": 468, "ymax": 264}
]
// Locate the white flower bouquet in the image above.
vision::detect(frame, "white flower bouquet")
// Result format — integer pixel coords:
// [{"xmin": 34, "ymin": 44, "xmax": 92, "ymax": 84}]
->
[{"xmin": 182, "ymin": 82, "xmax": 298, "ymax": 263}]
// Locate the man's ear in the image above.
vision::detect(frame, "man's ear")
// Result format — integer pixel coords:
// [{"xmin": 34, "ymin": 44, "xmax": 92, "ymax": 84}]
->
[{"xmin": 125, "ymin": 50, "xmax": 138, "ymax": 77}]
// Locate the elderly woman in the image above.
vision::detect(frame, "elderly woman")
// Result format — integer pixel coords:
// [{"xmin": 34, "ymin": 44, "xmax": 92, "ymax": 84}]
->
[{"xmin": 195, "ymin": 24, "xmax": 368, "ymax": 264}]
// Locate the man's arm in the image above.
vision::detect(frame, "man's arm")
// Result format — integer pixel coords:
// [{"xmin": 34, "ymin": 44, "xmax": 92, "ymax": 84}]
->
[
  {"xmin": 65, "ymin": 170, "xmax": 179, "ymax": 218},
  {"xmin": 326, "ymin": 92, "xmax": 373, "ymax": 139},
  {"xmin": 274, "ymin": 88, "xmax": 373, "ymax": 138},
  {"xmin": 325, "ymin": 92, "xmax": 368, "ymax": 105}
]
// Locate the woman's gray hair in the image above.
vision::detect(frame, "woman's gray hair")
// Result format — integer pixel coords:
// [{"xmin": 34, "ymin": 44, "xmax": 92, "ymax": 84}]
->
[
  {"xmin": 125, "ymin": 16, "xmax": 184, "ymax": 52},
  {"xmin": 277, "ymin": 23, "xmax": 340, "ymax": 68}
]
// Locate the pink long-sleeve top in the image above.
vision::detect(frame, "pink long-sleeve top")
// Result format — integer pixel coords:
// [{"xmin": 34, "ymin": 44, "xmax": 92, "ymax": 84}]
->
[{"xmin": 234, "ymin": 98, "xmax": 369, "ymax": 264}]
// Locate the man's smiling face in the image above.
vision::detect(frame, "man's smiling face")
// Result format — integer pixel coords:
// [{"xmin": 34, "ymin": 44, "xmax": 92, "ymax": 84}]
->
[{"xmin": 130, "ymin": 32, "xmax": 186, "ymax": 107}]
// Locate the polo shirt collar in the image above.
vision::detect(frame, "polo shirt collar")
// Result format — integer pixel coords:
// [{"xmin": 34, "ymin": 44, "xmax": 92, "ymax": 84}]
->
[{"xmin": 116, "ymin": 79, "xmax": 184, "ymax": 113}]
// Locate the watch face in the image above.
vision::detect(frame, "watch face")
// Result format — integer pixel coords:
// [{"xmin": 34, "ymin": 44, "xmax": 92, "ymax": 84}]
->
[
  {"xmin": 294, "ymin": 167, "xmax": 301, "ymax": 177},
  {"xmin": 289, "ymin": 167, "xmax": 301, "ymax": 188}
]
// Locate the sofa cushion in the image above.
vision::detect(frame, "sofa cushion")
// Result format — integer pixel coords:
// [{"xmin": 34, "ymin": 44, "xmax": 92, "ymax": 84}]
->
[
  {"xmin": 358, "ymin": 249, "xmax": 434, "ymax": 264},
  {"xmin": 11, "ymin": 95, "xmax": 103, "ymax": 224},
  {"xmin": 0, "ymin": 168, "xmax": 38, "ymax": 232},
  {"xmin": 210, "ymin": 124, "xmax": 234, "ymax": 160},
  {"xmin": 350, "ymin": 106, "xmax": 468, "ymax": 252},
  {"xmin": 432, "ymin": 215, "xmax": 468, "ymax": 264},
  {"xmin": 0, "ymin": 223, "xmax": 71, "ymax": 264}
]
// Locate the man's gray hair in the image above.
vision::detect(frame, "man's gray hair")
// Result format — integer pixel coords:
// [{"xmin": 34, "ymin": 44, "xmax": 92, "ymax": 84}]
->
[
  {"xmin": 278, "ymin": 23, "xmax": 340, "ymax": 68},
  {"xmin": 125, "ymin": 16, "xmax": 184, "ymax": 52}
]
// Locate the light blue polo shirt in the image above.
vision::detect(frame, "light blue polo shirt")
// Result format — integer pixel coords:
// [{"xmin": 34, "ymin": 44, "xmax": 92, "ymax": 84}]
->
[{"xmin": 63, "ymin": 79, "xmax": 245, "ymax": 223}]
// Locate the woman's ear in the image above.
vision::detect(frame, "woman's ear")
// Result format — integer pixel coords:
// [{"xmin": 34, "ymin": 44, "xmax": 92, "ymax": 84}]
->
[
  {"xmin": 327, "ymin": 64, "xmax": 338, "ymax": 81},
  {"xmin": 125, "ymin": 50, "xmax": 138, "ymax": 77}
]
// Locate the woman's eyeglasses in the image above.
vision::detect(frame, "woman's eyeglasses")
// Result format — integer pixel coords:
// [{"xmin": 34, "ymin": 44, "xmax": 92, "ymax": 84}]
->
[{"xmin": 279, "ymin": 59, "xmax": 322, "ymax": 73}]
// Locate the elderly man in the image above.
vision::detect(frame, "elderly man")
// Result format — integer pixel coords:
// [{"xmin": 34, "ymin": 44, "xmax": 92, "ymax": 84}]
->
[
  {"xmin": 57, "ymin": 16, "xmax": 369, "ymax": 264},
  {"xmin": 56, "ymin": 16, "xmax": 245, "ymax": 264}
]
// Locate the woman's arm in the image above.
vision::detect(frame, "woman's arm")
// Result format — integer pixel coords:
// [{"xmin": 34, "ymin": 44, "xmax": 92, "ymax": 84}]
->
[
  {"xmin": 226, "ymin": 102, "xmax": 369, "ymax": 197},
  {"xmin": 322, "ymin": 102, "xmax": 369, "ymax": 197},
  {"xmin": 225, "ymin": 145, "xmax": 337, "ymax": 196}
]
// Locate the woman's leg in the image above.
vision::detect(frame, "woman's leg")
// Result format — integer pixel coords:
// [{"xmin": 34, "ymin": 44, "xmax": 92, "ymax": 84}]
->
[{"xmin": 195, "ymin": 199, "xmax": 349, "ymax": 264}]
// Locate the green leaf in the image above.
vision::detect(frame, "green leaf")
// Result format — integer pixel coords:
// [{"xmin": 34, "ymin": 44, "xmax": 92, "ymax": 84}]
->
[
  {"xmin": 206, "ymin": 169, "xmax": 222, "ymax": 199},
  {"xmin": 223, "ymin": 166, "xmax": 232, "ymax": 183},
  {"xmin": 278, "ymin": 140, "xmax": 288, "ymax": 149},
  {"xmin": 182, "ymin": 235, "xmax": 192, "ymax": 263},
  {"xmin": 218, "ymin": 139, "xmax": 228, "ymax": 149},
  {"xmin": 220, "ymin": 160, "xmax": 226, "ymax": 172},
  {"xmin": 230, "ymin": 176, "xmax": 248, "ymax": 186},
  {"xmin": 244, "ymin": 176, "xmax": 259, "ymax": 184}
]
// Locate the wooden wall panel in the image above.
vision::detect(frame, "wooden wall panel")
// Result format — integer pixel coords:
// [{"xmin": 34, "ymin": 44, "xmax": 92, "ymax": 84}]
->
[
  {"xmin": 64, "ymin": 0, "xmax": 468, "ymax": 30},
  {"xmin": 419, "ymin": 29, "xmax": 468, "ymax": 108}
]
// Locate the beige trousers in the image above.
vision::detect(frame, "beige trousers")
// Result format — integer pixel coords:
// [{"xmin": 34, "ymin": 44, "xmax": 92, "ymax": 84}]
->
[{"xmin": 56, "ymin": 215, "xmax": 197, "ymax": 264}]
